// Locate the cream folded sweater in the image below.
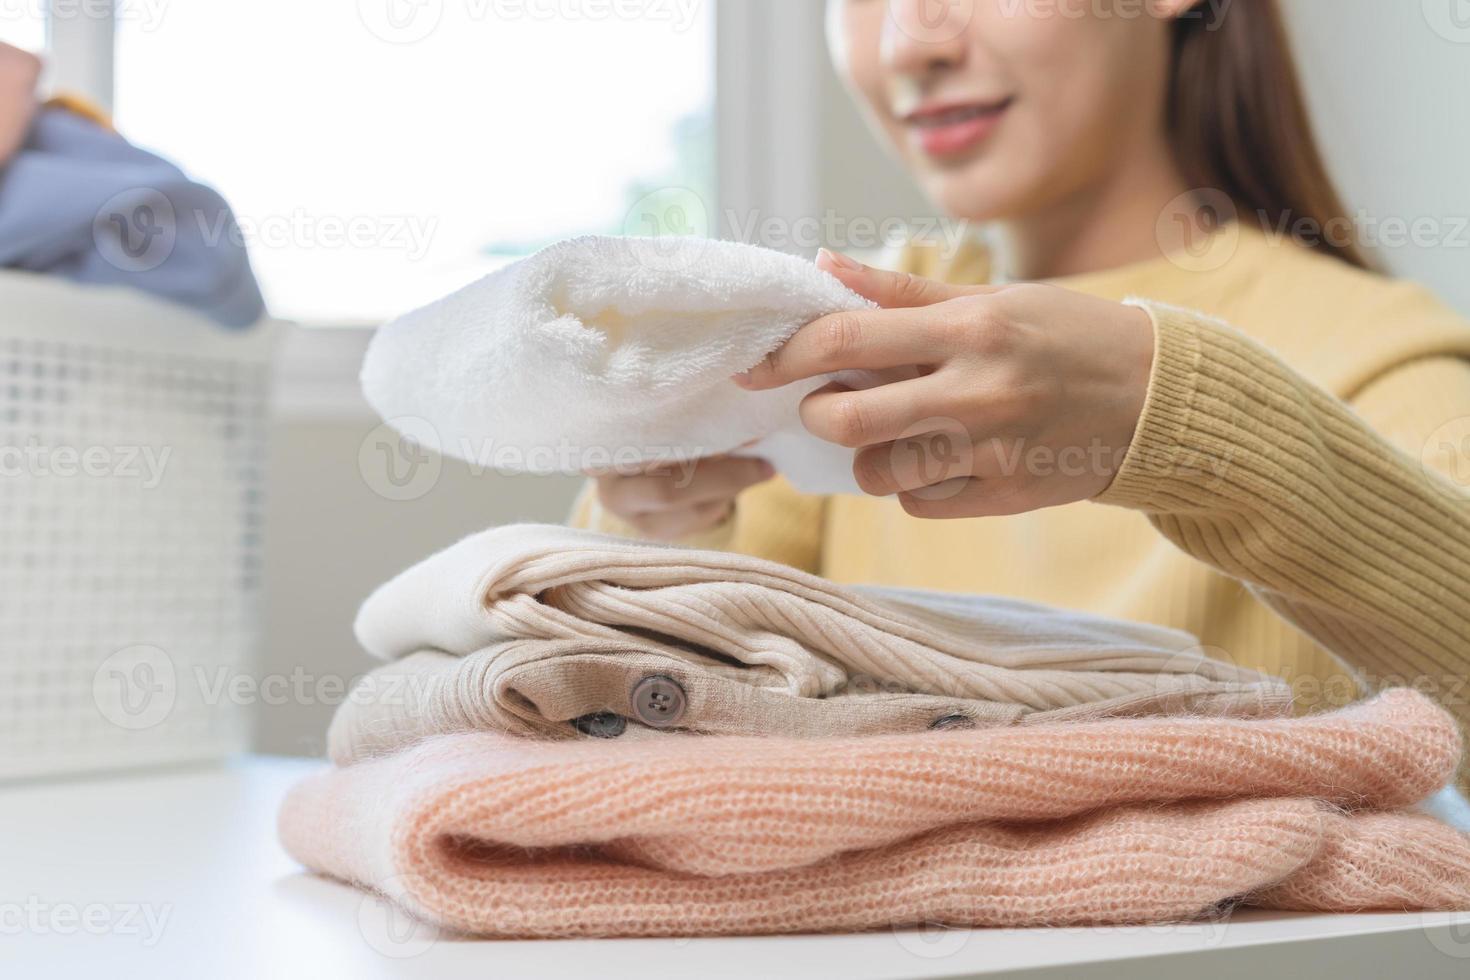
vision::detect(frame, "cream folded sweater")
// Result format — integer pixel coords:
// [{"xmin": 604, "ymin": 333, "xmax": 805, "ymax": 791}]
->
[
  {"xmin": 328, "ymin": 524, "xmax": 1291, "ymax": 765},
  {"xmin": 281, "ymin": 688, "xmax": 1470, "ymax": 938}
]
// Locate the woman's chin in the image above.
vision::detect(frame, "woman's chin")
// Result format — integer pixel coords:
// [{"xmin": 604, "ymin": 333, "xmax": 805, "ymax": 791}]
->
[
  {"xmin": 905, "ymin": 144, "xmax": 1058, "ymax": 226},
  {"xmin": 917, "ymin": 173, "xmax": 1016, "ymax": 226}
]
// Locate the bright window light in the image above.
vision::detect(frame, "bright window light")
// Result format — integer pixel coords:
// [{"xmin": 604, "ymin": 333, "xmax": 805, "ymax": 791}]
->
[
  {"xmin": 0, "ymin": 7, "xmax": 46, "ymax": 51},
  {"xmin": 114, "ymin": 1, "xmax": 714, "ymax": 324}
]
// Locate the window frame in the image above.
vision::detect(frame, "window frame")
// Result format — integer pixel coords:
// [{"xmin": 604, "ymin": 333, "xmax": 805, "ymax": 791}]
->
[
  {"xmin": 43, "ymin": 0, "xmax": 116, "ymax": 112},
  {"xmin": 38, "ymin": 0, "xmax": 826, "ymax": 417}
]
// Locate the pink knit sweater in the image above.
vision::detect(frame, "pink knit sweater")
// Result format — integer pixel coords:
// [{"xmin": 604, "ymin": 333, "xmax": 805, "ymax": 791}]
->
[{"xmin": 278, "ymin": 689, "xmax": 1470, "ymax": 937}]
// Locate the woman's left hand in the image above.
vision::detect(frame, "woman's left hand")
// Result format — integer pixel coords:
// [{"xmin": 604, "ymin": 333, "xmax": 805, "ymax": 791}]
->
[{"xmin": 734, "ymin": 250, "xmax": 1157, "ymax": 518}]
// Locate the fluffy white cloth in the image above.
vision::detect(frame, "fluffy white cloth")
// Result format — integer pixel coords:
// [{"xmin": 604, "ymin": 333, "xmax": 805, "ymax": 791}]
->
[{"xmin": 360, "ymin": 236, "xmax": 876, "ymax": 494}]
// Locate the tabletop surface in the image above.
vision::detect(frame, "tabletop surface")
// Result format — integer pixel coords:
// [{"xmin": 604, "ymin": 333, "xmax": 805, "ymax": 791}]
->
[{"xmin": 6, "ymin": 755, "xmax": 1470, "ymax": 980}]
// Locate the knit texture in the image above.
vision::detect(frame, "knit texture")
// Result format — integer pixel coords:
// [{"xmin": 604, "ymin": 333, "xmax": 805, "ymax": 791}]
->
[
  {"xmin": 279, "ymin": 688, "xmax": 1470, "ymax": 938},
  {"xmin": 330, "ymin": 524, "xmax": 1291, "ymax": 764},
  {"xmin": 572, "ymin": 224, "xmax": 1470, "ymax": 792},
  {"xmin": 1101, "ymin": 300, "xmax": 1470, "ymax": 793}
]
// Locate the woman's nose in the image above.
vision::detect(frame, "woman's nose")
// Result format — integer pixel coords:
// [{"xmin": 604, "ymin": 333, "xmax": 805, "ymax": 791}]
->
[{"xmin": 881, "ymin": 0, "xmax": 971, "ymax": 76}]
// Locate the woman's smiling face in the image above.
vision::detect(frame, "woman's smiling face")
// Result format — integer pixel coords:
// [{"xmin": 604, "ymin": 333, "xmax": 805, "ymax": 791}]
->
[{"xmin": 829, "ymin": 0, "xmax": 1182, "ymax": 222}]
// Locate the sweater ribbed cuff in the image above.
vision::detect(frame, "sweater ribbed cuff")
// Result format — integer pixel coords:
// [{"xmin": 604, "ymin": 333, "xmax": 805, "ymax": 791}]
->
[{"xmin": 1096, "ymin": 301, "xmax": 1210, "ymax": 511}]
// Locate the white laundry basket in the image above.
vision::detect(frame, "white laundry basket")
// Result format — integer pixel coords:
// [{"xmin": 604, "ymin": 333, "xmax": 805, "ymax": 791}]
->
[{"xmin": 0, "ymin": 272, "xmax": 278, "ymax": 778}]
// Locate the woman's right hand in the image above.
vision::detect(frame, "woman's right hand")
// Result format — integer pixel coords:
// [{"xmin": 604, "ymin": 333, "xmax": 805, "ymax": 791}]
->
[{"xmin": 591, "ymin": 455, "xmax": 775, "ymax": 541}]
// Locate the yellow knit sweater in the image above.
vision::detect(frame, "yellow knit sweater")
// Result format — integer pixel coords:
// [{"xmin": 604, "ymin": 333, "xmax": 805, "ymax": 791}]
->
[{"xmin": 573, "ymin": 223, "xmax": 1470, "ymax": 786}]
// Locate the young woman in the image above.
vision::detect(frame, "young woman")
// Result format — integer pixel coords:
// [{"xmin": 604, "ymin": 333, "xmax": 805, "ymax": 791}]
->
[{"xmin": 574, "ymin": 0, "xmax": 1470, "ymax": 778}]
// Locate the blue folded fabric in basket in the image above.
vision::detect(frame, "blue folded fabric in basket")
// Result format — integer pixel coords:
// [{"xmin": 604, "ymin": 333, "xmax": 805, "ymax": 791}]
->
[{"xmin": 0, "ymin": 107, "xmax": 264, "ymax": 327}]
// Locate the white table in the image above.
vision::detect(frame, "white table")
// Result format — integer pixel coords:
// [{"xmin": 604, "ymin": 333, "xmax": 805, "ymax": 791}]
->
[{"xmin": 6, "ymin": 756, "xmax": 1470, "ymax": 979}]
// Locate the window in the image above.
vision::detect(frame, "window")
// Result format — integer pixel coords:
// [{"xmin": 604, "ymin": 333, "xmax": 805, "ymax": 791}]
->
[
  {"xmin": 109, "ymin": 1, "xmax": 715, "ymax": 324},
  {"xmin": 0, "ymin": 6, "xmax": 45, "ymax": 51}
]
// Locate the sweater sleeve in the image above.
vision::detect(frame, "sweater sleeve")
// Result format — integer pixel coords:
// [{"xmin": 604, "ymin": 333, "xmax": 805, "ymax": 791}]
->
[{"xmin": 1096, "ymin": 302, "xmax": 1470, "ymax": 779}]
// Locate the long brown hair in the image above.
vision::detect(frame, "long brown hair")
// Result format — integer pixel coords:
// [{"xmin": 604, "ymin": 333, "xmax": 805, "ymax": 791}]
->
[{"xmin": 1168, "ymin": 0, "xmax": 1370, "ymax": 269}]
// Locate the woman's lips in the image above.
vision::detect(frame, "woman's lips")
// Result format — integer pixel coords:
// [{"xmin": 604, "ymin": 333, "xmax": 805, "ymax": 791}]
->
[{"xmin": 905, "ymin": 99, "xmax": 1012, "ymax": 158}]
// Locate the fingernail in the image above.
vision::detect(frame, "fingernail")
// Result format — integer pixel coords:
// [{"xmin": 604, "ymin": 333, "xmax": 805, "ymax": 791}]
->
[
  {"xmin": 818, "ymin": 247, "xmax": 862, "ymax": 272},
  {"xmin": 732, "ymin": 371, "xmax": 752, "ymax": 387}
]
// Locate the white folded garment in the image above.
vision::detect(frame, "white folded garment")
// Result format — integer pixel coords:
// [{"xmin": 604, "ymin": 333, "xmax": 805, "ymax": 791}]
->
[{"xmin": 360, "ymin": 236, "xmax": 877, "ymax": 494}]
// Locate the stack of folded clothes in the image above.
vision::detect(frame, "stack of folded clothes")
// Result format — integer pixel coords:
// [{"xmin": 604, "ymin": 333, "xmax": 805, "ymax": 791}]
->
[{"xmin": 279, "ymin": 525, "xmax": 1470, "ymax": 937}]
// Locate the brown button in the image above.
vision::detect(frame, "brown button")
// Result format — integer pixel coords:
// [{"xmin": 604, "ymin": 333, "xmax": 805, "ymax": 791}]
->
[
  {"xmin": 929, "ymin": 713, "xmax": 976, "ymax": 731},
  {"xmin": 630, "ymin": 675, "xmax": 686, "ymax": 728}
]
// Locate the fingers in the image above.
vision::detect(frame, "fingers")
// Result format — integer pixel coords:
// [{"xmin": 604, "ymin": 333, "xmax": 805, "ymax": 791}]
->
[
  {"xmin": 816, "ymin": 248, "xmax": 1001, "ymax": 309},
  {"xmin": 734, "ymin": 306, "xmax": 953, "ymax": 391},
  {"xmin": 851, "ymin": 432, "xmax": 1044, "ymax": 518},
  {"xmin": 596, "ymin": 456, "xmax": 773, "ymax": 516},
  {"xmin": 896, "ymin": 476, "xmax": 1037, "ymax": 520},
  {"xmin": 798, "ymin": 379, "xmax": 953, "ymax": 450},
  {"xmin": 851, "ymin": 428, "xmax": 975, "ymax": 495}
]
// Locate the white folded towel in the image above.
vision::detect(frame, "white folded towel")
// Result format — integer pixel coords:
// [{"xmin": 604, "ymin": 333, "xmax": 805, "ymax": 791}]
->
[{"xmin": 360, "ymin": 236, "xmax": 876, "ymax": 494}]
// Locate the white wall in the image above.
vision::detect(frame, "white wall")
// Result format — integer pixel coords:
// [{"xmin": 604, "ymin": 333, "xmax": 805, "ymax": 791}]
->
[
  {"xmin": 1284, "ymin": 0, "xmax": 1470, "ymax": 313},
  {"xmin": 257, "ymin": 2, "xmax": 1470, "ymax": 755},
  {"xmin": 258, "ymin": 407, "xmax": 580, "ymax": 755}
]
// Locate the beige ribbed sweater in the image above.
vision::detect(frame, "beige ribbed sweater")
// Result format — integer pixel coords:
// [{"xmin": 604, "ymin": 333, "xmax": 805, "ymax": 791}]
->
[
  {"xmin": 574, "ymin": 224, "xmax": 1470, "ymax": 789},
  {"xmin": 327, "ymin": 524, "xmax": 1292, "ymax": 763}
]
